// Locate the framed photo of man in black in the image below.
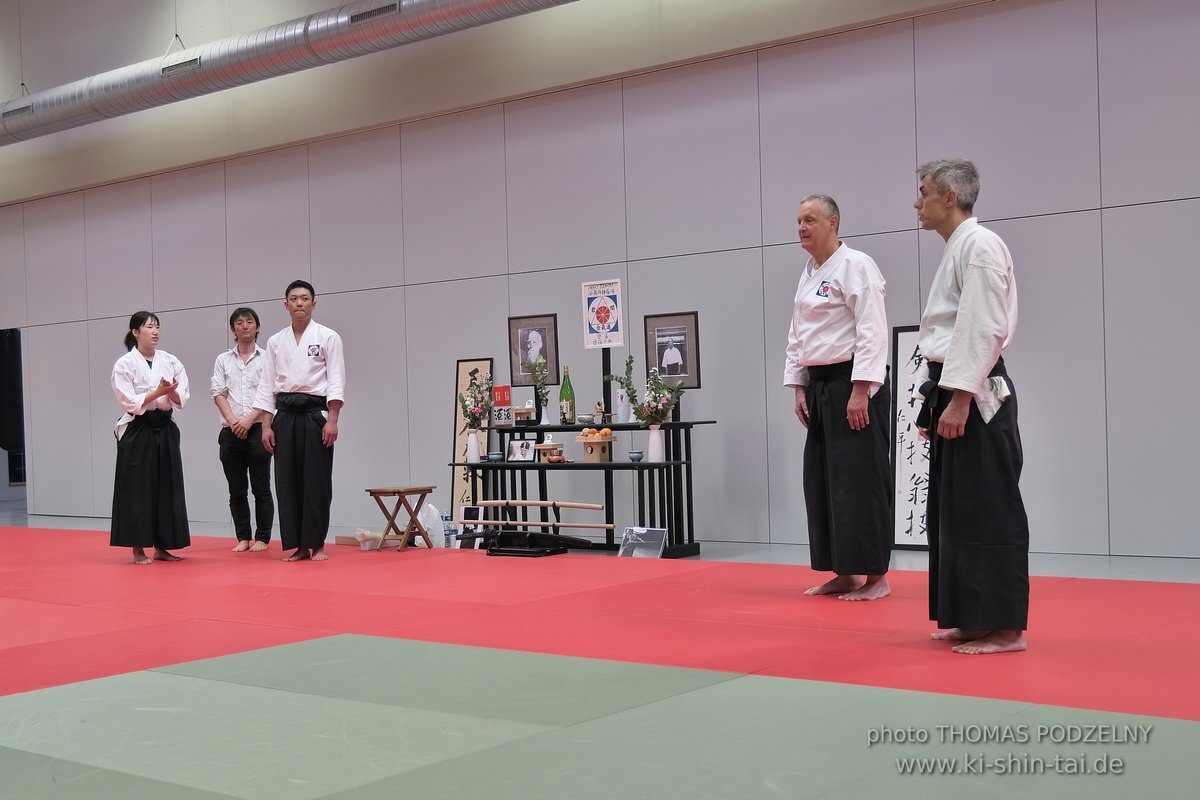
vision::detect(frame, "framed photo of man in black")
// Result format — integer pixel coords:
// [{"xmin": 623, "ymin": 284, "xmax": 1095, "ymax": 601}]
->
[
  {"xmin": 644, "ymin": 311, "xmax": 701, "ymax": 389},
  {"xmin": 508, "ymin": 314, "xmax": 560, "ymax": 387}
]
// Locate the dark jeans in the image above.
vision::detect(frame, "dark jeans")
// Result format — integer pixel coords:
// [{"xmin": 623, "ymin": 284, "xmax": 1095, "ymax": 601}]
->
[{"xmin": 218, "ymin": 423, "xmax": 274, "ymax": 541}]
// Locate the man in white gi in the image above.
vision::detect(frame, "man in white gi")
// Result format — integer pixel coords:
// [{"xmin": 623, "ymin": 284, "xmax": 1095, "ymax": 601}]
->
[
  {"xmin": 784, "ymin": 195, "xmax": 893, "ymax": 601},
  {"xmin": 661, "ymin": 340, "xmax": 684, "ymax": 375},
  {"xmin": 914, "ymin": 158, "xmax": 1028, "ymax": 654},
  {"xmin": 212, "ymin": 307, "xmax": 273, "ymax": 552},
  {"xmin": 254, "ymin": 280, "xmax": 345, "ymax": 562}
]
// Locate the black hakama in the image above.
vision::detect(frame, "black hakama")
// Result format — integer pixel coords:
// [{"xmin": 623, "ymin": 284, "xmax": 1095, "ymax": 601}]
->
[
  {"xmin": 273, "ymin": 392, "xmax": 334, "ymax": 552},
  {"xmin": 802, "ymin": 361, "xmax": 893, "ymax": 575},
  {"xmin": 923, "ymin": 359, "xmax": 1029, "ymax": 631},
  {"xmin": 110, "ymin": 409, "xmax": 191, "ymax": 550}
]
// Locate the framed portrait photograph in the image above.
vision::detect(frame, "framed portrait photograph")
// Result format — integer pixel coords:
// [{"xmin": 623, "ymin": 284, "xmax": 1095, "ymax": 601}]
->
[
  {"xmin": 508, "ymin": 314, "xmax": 560, "ymax": 387},
  {"xmin": 507, "ymin": 438, "xmax": 536, "ymax": 462},
  {"xmin": 644, "ymin": 311, "xmax": 701, "ymax": 389},
  {"xmin": 617, "ymin": 527, "xmax": 668, "ymax": 558}
]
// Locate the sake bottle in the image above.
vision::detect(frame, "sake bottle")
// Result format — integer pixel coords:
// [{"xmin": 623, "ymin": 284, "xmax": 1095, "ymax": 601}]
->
[{"xmin": 559, "ymin": 365, "xmax": 576, "ymax": 424}]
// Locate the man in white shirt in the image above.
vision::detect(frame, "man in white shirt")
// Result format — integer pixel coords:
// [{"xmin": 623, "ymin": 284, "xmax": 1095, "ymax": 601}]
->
[
  {"xmin": 914, "ymin": 159, "xmax": 1028, "ymax": 655},
  {"xmin": 254, "ymin": 280, "xmax": 345, "ymax": 562},
  {"xmin": 784, "ymin": 195, "xmax": 892, "ymax": 601},
  {"xmin": 211, "ymin": 307, "xmax": 273, "ymax": 552},
  {"xmin": 661, "ymin": 340, "xmax": 684, "ymax": 375}
]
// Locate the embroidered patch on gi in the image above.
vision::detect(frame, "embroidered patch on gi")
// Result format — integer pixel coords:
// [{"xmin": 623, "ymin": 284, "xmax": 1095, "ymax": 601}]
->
[
  {"xmin": 308, "ymin": 344, "xmax": 321, "ymax": 357},
  {"xmin": 815, "ymin": 280, "xmax": 832, "ymax": 298}
]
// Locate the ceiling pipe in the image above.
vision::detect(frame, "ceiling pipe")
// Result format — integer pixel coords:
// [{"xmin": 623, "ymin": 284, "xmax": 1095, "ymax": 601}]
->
[{"xmin": 0, "ymin": 0, "xmax": 577, "ymax": 146}]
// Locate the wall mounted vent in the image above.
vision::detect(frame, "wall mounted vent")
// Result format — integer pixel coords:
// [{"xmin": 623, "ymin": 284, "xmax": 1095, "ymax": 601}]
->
[
  {"xmin": 350, "ymin": 3, "xmax": 401, "ymax": 26},
  {"xmin": 1, "ymin": 105, "xmax": 32, "ymax": 121},
  {"xmin": 161, "ymin": 57, "xmax": 202, "ymax": 76}
]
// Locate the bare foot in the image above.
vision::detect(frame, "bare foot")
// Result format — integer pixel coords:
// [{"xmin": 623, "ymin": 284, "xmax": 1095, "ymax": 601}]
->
[
  {"xmin": 931, "ymin": 628, "xmax": 987, "ymax": 641},
  {"xmin": 232, "ymin": 540, "xmax": 250, "ymax": 552},
  {"xmin": 805, "ymin": 575, "xmax": 863, "ymax": 596},
  {"xmin": 283, "ymin": 549, "xmax": 310, "ymax": 562},
  {"xmin": 839, "ymin": 575, "xmax": 890, "ymax": 601},
  {"xmin": 310, "ymin": 548, "xmax": 328, "ymax": 561},
  {"xmin": 153, "ymin": 549, "xmax": 183, "ymax": 562},
  {"xmin": 132, "ymin": 548, "xmax": 152, "ymax": 565},
  {"xmin": 249, "ymin": 541, "xmax": 269, "ymax": 552},
  {"xmin": 953, "ymin": 630, "xmax": 1027, "ymax": 655}
]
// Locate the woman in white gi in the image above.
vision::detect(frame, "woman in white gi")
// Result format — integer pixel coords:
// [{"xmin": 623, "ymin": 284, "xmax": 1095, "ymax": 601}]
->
[{"xmin": 110, "ymin": 311, "xmax": 191, "ymax": 564}]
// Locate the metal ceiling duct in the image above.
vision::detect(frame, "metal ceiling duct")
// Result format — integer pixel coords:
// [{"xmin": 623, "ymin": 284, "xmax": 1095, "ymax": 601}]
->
[{"xmin": 0, "ymin": 0, "xmax": 577, "ymax": 146}]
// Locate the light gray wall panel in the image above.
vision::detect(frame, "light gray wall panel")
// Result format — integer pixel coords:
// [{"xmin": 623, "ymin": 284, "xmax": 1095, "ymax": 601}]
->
[
  {"xmin": 27, "ymin": 322, "xmax": 93, "ymax": 515},
  {"xmin": 152, "ymin": 163, "xmax": 227, "ymax": 312},
  {"xmin": 623, "ymin": 53, "xmax": 762, "ymax": 261},
  {"xmin": 84, "ymin": 179, "xmax": 153, "ymax": 320},
  {"xmin": 508, "ymin": 263, "xmax": 633, "ymax": 528},
  {"xmin": 991, "ymin": 212, "xmax": 1108, "ymax": 555},
  {"xmin": 759, "ymin": 21, "xmax": 917, "ymax": 243},
  {"xmin": 402, "ymin": 107, "xmax": 508, "ymax": 283},
  {"xmin": 844, "ymin": 230, "xmax": 923, "ymax": 332},
  {"xmin": 1104, "ymin": 200, "xmax": 1200, "ymax": 557},
  {"xmin": 0, "ymin": 204, "xmax": 25, "ymax": 329},
  {"xmin": 309, "ymin": 288, "xmax": 411, "ymax": 529},
  {"xmin": 19, "ymin": 0, "xmax": 166, "ymax": 89},
  {"xmin": 226, "ymin": 147, "xmax": 311, "ymax": 304},
  {"xmin": 309, "ymin": 127, "xmax": 404, "ymax": 293},
  {"xmin": 762, "ymin": 244, "xmax": 809, "ymax": 544},
  {"xmin": 87, "ymin": 316, "xmax": 123, "ymax": 520},
  {"xmin": 1097, "ymin": 0, "xmax": 1200, "ymax": 206},
  {"xmin": 404, "ymin": 275, "xmax": 511, "ymax": 517},
  {"xmin": 21, "ymin": 324, "xmax": 32, "ymax": 508},
  {"xmin": 505, "ymin": 81, "xmax": 627, "ymax": 273},
  {"xmin": 154, "ymin": 306, "xmax": 232, "ymax": 525},
  {"xmin": 917, "ymin": 227, "xmax": 942, "ymax": 316},
  {"xmin": 629, "ymin": 248, "xmax": 768, "ymax": 543},
  {"xmin": 914, "ymin": 0, "xmax": 1100, "ymax": 219},
  {"xmin": 24, "ymin": 193, "xmax": 86, "ymax": 325}
]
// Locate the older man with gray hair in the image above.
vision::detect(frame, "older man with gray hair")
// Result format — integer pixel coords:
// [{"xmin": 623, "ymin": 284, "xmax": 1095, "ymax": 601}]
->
[
  {"xmin": 784, "ymin": 195, "xmax": 893, "ymax": 601},
  {"xmin": 913, "ymin": 158, "xmax": 1029, "ymax": 655}
]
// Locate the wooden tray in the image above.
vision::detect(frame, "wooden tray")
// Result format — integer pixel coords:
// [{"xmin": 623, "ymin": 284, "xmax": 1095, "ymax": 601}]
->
[{"xmin": 573, "ymin": 435, "xmax": 615, "ymax": 444}]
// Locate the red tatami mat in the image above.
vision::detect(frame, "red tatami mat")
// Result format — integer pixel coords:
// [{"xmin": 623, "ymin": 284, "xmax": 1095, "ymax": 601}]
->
[{"xmin": 2, "ymin": 526, "xmax": 1197, "ymax": 720}]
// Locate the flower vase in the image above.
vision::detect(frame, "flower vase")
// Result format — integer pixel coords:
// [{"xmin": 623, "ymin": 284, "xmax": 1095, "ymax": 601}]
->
[
  {"xmin": 647, "ymin": 424, "xmax": 664, "ymax": 462},
  {"xmin": 465, "ymin": 429, "xmax": 481, "ymax": 463},
  {"xmin": 615, "ymin": 389, "xmax": 632, "ymax": 424},
  {"xmin": 540, "ymin": 403, "xmax": 553, "ymax": 426}
]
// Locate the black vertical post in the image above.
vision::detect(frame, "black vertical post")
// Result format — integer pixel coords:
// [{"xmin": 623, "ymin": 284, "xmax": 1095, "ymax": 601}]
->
[
  {"xmin": 601, "ymin": 348, "xmax": 612, "ymax": 418},
  {"xmin": 0, "ymin": 329, "xmax": 24, "ymax": 484}
]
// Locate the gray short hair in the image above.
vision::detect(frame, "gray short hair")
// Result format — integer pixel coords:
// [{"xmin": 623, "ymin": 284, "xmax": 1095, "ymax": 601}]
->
[
  {"xmin": 801, "ymin": 194, "xmax": 841, "ymax": 231},
  {"xmin": 917, "ymin": 159, "xmax": 980, "ymax": 213}
]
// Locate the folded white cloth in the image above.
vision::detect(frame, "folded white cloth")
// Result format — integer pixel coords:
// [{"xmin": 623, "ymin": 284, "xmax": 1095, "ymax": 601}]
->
[{"xmin": 974, "ymin": 375, "xmax": 1011, "ymax": 424}]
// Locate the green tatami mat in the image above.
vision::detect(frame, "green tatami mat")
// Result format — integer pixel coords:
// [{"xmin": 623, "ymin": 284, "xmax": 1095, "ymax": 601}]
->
[
  {"xmin": 0, "ymin": 745, "xmax": 238, "ymax": 800},
  {"xmin": 155, "ymin": 634, "xmax": 740, "ymax": 727},
  {"xmin": 325, "ymin": 669, "xmax": 1196, "ymax": 800},
  {"xmin": 0, "ymin": 635, "xmax": 1194, "ymax": 799},
  {"xmin": 0, "ymin": 668, "xmax": 550, "ymax": 800}
]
